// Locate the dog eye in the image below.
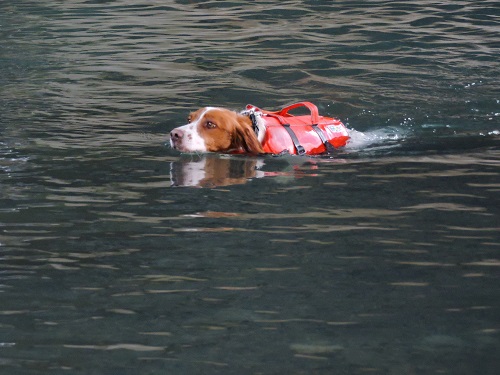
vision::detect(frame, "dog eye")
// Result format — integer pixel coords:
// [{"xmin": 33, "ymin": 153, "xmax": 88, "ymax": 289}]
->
[
  {"xmin": 206, "ymin": 121, "xmax": 217, "ymax": 129},
  {"xmin": 187, "ymin": 117, "xmax": 191, "ymax": 123}
]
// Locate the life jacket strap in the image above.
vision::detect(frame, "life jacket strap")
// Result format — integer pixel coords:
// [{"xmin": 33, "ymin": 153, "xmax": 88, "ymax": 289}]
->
[
  {"xmin": 249, "ymin": 113, "xmax": 259, "ymax": 137},
  {"xmin": 282, "ymin": 124, "xmax": 306, "ymax": 155},
  {"xmin": 311, "ymin": 124, "xmax": 336, "ymax": 154}
]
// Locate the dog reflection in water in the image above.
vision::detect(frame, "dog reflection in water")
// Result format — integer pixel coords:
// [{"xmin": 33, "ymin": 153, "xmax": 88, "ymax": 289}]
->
[{"xmin": 170, "ymin": 154, "xmax": 268, "ymax": 188}]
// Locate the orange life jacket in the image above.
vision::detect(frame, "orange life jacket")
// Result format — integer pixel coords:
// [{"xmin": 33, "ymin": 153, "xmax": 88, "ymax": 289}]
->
[{"xmin": 246, "ymin": 102, "xmax": 349, "ymax": 155}]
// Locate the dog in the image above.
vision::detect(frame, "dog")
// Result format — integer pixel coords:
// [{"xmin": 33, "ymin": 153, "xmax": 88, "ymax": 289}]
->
[
  {"xmin": 170, "ymin": 107, "xmax": 265, "ymax": 154},
  {"xmin": 170, "ymin": 103, "xmax": 350, "ymax": 155}
]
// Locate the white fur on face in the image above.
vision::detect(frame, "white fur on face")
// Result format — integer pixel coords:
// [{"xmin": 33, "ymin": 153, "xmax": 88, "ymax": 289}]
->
[
  {"xmin": 170, "ymin": 123, "xmax": 207, "ymax": 152},
  {"xmin": 170, "ymin": 107, "xmax": 216, "ymax": 152}
]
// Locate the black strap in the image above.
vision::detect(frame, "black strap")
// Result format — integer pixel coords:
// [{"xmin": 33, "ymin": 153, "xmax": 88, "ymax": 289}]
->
[
  {"xmin": 311, "ymin": 124, "xmax": 336, "ymax": 154},
  {"xmin": 249, "ymin": 113, "xmax": 259, "ymax": 137},
  {"xmin": 282, "ymin": 124, "xmax": 306, "ymax": 155}
]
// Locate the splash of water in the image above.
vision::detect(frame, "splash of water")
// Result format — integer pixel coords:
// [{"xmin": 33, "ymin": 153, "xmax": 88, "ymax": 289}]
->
[{"xmin": 344, "ymin": 127, "xmax": 410, "ymax": 152}]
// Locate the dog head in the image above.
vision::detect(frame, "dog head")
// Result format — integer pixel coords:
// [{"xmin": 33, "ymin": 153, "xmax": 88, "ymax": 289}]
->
[{"xmin": 170, "ymin": 107, "xmax": 264, "ymax": 154}]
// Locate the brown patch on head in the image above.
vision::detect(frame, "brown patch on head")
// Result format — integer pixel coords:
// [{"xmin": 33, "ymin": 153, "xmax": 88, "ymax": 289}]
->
[
  {"xmin": 187, "ymin": 108, "xmax": 207, "ymax": 124},
  {"xmin": 190, "ymin": 107, "xmax": 264, "ymax": 154}
]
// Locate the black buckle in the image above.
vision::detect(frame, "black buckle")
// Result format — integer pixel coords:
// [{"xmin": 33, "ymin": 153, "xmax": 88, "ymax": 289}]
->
[
  {"xmin": 311, "ymin": 124, "xmax": 336, "ymax": 154},
  {"xmin": 282, "ymin": 124, "xmax": 306, "ymax": 155}
]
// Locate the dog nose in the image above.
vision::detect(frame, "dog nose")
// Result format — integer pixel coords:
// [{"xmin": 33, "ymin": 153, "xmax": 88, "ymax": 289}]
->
[{"xmin": 170, "ymin": 128, "xmax": 184, "ymax": 140}]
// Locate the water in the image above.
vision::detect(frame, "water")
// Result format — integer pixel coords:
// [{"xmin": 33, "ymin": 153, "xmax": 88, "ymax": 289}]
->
[{"xmin": 1, "ymin": 0, "xmax": 499, "ymax": 374}]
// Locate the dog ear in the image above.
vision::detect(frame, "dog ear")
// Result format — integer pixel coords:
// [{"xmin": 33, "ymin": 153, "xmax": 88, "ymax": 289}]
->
[{"xmin": 233, "ymin": 116, "xmax": 264, "ymax": 154}]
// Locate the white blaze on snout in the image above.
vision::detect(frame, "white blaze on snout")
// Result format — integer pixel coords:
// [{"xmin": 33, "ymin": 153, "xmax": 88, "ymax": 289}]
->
[
  {"xmin": 170, "ymin": 107, "xmax": 217, "ymax": 152},
  {"xmin": 170, "ymin": 123, "xmax": 207, "ymax": 152}
]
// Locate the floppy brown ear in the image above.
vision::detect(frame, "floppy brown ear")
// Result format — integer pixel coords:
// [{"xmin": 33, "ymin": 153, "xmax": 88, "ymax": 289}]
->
[{"xmin": 232, "ymin": 115, "xmax": 264, "ymax": 154}]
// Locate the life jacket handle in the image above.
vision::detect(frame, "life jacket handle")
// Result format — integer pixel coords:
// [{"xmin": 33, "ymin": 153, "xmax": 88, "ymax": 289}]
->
[
  {"xmin": 246, "ymin": 102, "xmax": 320, "ymax": 125},
  {"xmin": 275, "ymin": 102, "xmax": 320, "ymax": 124}
]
